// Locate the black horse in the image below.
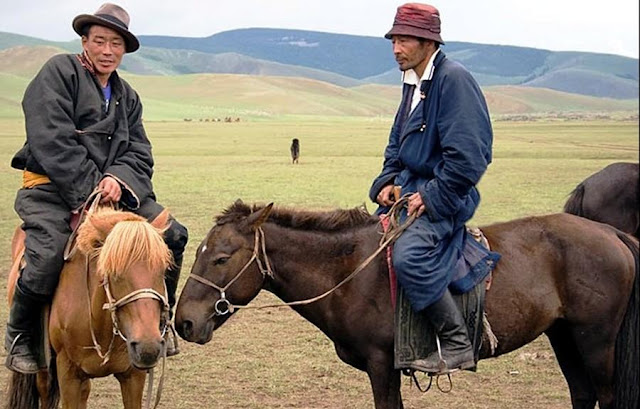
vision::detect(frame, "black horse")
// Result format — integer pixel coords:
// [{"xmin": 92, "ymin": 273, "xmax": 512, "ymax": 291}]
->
[
  {"xmin": 290, "ymin": 138, "xmax": 300, "ymax": 164},
  {"xmin": 564, "ymin": 162, "xmax": 639, "ymax": 237}
]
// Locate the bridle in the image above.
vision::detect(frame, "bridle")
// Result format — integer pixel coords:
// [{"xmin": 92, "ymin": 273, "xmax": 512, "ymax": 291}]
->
[
  {"xmin": 74, "ymin": 191, "xmax": 171, "ymax": 363},
  {"xmin": 187, "ymin": 227, "xmax": 273, "ymax": 317},
  {"xmin": 85, "ymin": 254, "xmax": 171, "ymax": 365},
  {"xmin": 187, "ymin": 197, "xmax": 416, "ymax": 317},
  {"xmin": 103, "ymin": 274, "xmax": 171, "ymax": 341},
  {"xmin": 71, "ymin": 190, "xmax": 169, "ymax": 409}
]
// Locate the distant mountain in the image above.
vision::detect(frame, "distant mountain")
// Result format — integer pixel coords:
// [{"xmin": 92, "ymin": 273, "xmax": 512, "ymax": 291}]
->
[
  {"xmin": 0, "ymin": 29, "xmax": 638, "ymax": 100},
  {"xmin": 139, "ymin": 28, "xmax": 392, "ymax": 80},
  {"xmin": 138, "ymin": 29, "xmax": 639, "ymax": 99}
]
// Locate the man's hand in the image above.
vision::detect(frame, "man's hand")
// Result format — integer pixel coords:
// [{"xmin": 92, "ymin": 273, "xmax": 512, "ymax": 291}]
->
[
  {"xmin": 98, "ymin": 176, "xmax": 122, "ymax": 204},
  {"xmin": 407, "ymin": 192, "xmax": 425, "ymax": 217},
  {"xmin": 376, "ymin": 185, "xmax": 396, "ymax": 206}
]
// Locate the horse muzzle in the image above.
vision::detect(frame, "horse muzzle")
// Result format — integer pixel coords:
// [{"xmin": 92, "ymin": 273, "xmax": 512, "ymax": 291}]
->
[{"xmin": 127, "ymin": 338, "xmax": 164, "ymax": 370}]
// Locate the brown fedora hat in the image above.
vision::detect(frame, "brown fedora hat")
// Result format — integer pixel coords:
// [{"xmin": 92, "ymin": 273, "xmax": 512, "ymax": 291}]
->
[
  {"xmin": 385, "ymin": 3, "xmax": 444, "ymax": 44},
  {"xmin": 72, "ymin": 3, "xmax": 139, "ymax": 53}
]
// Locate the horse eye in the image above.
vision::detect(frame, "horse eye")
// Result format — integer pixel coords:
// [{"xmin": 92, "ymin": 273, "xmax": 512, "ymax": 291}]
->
[{"xmin": 213, "ymin": 256, "xmax": 230, "ymax": 266}]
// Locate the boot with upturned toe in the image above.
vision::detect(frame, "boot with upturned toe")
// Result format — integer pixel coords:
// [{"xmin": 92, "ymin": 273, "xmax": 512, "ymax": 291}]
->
[
  {"xmin": 409, "ymin": 289, "xmax": 475, "ymax": 375},
  {"xmin": 4, "ymin": 283, "xmax": 44, "ymax": 374}
]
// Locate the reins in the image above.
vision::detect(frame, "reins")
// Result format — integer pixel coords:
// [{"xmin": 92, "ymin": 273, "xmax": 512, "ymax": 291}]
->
[{"xmin": 188, "ymin": 196, "xmax": 416, "ymax": 316}]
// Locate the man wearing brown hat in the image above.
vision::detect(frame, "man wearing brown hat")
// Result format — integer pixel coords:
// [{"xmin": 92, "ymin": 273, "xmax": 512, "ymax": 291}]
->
[
  {"xmin": 370, "ymin": 3, "xmax": 497, "ymax": 374},
  {"xmin": 5, "ymin": 3, "xmax": 188, "ymax": 373}
]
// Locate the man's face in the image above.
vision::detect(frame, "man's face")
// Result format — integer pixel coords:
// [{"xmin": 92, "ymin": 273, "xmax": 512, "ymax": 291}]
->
[
  {"xmin": 82, "ymin": 25, "xmax": 126, "ymax": 79},
  {"xmin": 391, "ymin": 35, "xmax": 431, "ymax": 74}
]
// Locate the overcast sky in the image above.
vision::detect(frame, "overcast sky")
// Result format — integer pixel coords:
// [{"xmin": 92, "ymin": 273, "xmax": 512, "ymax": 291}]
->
[{"xmin": 1, "ymin": 0, "xmax": 638, "ymax": 58}]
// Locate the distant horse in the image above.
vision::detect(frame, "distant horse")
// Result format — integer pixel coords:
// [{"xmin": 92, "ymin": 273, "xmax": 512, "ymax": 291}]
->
[
  {"xmin": 176, "ymin": 201, "xmax": 638, "ymax": 409},
  {"xmin": 6, "ymin": 207, "xmax": 173, "ymax": 409},
  {"xmin": 290, "ymin": 138, "xmax": 300, "ymax": 164},
  {"xmin": 564, "ymin": 162, "xmax": 639, "ymax": 238}
]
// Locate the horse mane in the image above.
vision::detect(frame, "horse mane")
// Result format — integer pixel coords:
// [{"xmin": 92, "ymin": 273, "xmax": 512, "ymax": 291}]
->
[
  {"xmin": 217, "ymin": 200, "xmax": 379, "ymax": 232},
  {"xmin": 76, "ymin": 207, "xmax": 172, "ymax": 279}
]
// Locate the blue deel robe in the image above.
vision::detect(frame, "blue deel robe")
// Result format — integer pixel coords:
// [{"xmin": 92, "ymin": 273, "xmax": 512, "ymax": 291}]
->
[{"xmin": 369, "ymin": 51, "xmax": 494, "ymax": 312}]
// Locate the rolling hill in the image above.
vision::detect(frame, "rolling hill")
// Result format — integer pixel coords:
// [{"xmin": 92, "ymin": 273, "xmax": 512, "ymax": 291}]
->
[
  {"xmin": 0, "ymin": 49, "xmax": 636, "ymax": 121},
  {"xmin": 0, "ymin": 29, "xmax": 637, "ymax": 100}
]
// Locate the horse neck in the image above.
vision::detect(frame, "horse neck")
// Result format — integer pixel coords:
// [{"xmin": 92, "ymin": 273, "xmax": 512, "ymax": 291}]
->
[{"xmin": 261, "ymin": 222, "xmax": 383, "ymax": 305}]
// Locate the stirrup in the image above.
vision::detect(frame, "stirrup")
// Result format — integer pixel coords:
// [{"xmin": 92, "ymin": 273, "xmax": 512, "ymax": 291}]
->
[
  {"xmin": 165, "ymin": 324, "xmax": 180, "ymax": 357},
  {"xmin": 4, "ymin": 334, "xmax": 40, "ymax": 374}
]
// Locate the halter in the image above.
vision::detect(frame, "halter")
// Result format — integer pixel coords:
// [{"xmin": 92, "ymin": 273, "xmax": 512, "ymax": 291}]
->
[
  {"xmin": 102, "ymin": 274, "xmax": 171, "ymax": 341},
  {"xmin": 187, "ymin": 227, "xmax": 272, "ymax": 317},
  {"xmin": 187, "ymin": 197, "xmax": 416, "ymax": 317},
  {"xmin": 85, "ymin": 253, "xmax": 171, "ymax": 365},
  {"xmin": 76, "ymin": 192, "xmax": 171, "ymax": 364}
]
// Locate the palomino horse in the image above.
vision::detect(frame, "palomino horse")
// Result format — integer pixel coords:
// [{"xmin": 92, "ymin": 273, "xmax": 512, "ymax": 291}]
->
[
  {"xmin": 175, "ymin": 201, "xmax": 639, "ymax": 409},
  {"xmin": 6, "ymin": 207, "xmax": 173, "ymax": 409},
  {"xmin": 564, "ymin": 162, "xmax": 639, "ymax": 238}
]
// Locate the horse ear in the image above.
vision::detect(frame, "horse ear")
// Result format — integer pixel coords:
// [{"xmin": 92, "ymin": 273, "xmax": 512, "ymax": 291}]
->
[
  {"xmin": 151, "ymin": 209, "xmax": 171, "ymax": 230},
  {"xmin": 91, "ymin": 215, "xmax": 115, "ymax": 238},
  {"xmin": 247, "ymin": 203, "xmax": 273, "ymax": 230}
]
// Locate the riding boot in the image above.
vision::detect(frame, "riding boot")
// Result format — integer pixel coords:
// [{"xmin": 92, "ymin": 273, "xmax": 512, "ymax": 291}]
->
[
  {"xmin": 164, "ymin": 254, "xmax": 182, "ymax": 357},
  {"xmin": 4, "ymin": 282, "xmax": 44, "ymax": 374},
  {"xmin": 409, "ymin": 290, "xmax": 475, "ymax": 374}
]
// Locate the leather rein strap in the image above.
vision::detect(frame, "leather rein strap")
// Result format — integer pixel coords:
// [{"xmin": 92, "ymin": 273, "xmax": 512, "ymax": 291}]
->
[{"xmin": 188, "ymin": 197, "xmax": 416, "ymax": 316}]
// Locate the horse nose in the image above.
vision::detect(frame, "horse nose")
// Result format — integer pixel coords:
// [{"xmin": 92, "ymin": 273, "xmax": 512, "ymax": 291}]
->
[
  {"xmin": 177, "ymin": 319, "xmax": 193, "ymax": 340},
  {"xmin": 128, "ymin": 340, "xmax": 163, "ymax": 369}
]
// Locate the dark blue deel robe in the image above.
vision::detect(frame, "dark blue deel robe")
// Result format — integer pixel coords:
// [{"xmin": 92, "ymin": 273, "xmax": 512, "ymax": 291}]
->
[{"xmin": 370, "ymin": 51, "xmax": 496, "ymax": 312}]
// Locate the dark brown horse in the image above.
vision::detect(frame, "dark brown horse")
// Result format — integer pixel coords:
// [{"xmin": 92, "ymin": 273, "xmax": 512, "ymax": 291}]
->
[
  {"xmin": 6, "ymin": 207, "xmax": 173, "ymax": 409},
  {"xmin": 175, "ymin": 201, "xmax": 639, "ymax": 409},
  {"xmin": 564, "ymin": 162, "xmax": 639, "ymax": 238},
  {"xmin": 290, "ymin": 138, "xmax": 300, "ymax": 164}
]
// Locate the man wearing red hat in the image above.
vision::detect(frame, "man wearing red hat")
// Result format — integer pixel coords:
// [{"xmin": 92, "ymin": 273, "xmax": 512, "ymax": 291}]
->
[
  {"xmin": 5, "ymin": 3, "xmax": 188, "ymax": 373},
  {"xmin": 370, "ymin": 3, "xmax": 497, "ymax": 374}
]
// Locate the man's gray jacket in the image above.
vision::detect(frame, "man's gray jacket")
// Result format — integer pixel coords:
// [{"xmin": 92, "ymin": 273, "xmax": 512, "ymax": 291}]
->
[{"xmin": 11, "ymin": 54, "xmax": 153, "ymax": 210}]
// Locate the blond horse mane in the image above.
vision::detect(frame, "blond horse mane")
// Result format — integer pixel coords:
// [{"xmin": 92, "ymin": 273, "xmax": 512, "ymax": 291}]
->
[{"xmin": 76, "ymin": 207, "xmax": 172, "ymax": 280}]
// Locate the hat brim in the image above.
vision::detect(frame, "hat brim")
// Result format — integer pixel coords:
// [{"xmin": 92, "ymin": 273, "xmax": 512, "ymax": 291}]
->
[
  {"xmin": 385, "ymin": 25, "xmax": 444, "ymax": 44},
  {"xmin": 73, "ymin": 14, "xmax": 139, "ymax": 53}
]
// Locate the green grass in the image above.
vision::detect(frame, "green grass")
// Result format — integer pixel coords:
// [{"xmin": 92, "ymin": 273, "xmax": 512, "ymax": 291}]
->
[{"xmin": 0, "ymin": 117, "xmax": 638, "ymax": 408}]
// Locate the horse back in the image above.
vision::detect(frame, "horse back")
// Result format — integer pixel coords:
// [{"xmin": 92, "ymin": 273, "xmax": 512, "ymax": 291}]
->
[
  {"xmin": 565, "ymin": 162, "xmax": 639, "ymax": 236},
  {"xmin": 484, "ymin": 213, "xmax": 635, "ymax": 285},
  {"xmin": 479, "ymin": 213, "xmax": 636, "ymax": 352}
]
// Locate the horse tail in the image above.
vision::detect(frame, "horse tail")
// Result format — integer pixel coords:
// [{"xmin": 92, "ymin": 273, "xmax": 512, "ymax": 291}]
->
[
  {"xmin": 614, "ymin": 232, "xmax": 639, "ymax": 409},
  {"xmin": 563, "ymin": 183, "xmax": 585, "ymax": 216},
  {"xmin": 4, "ymin": 360, "xmax": 59, "ymax": 409},
  {"xmin": 5, "ymin": 373, "xmax": 38, "ymax": 409},
  {"xmin": 43, "ymin": 358, "xmax": 60, "ymax": 409}
]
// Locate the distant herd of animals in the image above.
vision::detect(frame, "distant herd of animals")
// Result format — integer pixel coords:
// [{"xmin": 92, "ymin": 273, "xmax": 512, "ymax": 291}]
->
[
  {"xmin": 182, "ymin": 117, "xmax": 241, "ymax": 122},
  {"xmin": 5, "ymin": 161, "xmax": 638, "ymax": 409}
]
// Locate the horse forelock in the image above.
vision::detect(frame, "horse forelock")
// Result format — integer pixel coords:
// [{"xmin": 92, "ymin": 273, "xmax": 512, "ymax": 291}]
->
[
  {"xmin": 98, "ymin": 220, "xmax": 172, "ymax": 280},
  {"xmin": 217, "ymin": 201, "xmax": 378, "ymax": 232},
  {"xmin": 76, "ymin": 208, "xmax": 172, "ymax": 280}
]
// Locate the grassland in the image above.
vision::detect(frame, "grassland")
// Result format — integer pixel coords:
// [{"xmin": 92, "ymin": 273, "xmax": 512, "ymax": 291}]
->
[{"xmin": 0, "ymin": 116, "xmax": 638, "ymax": 408}]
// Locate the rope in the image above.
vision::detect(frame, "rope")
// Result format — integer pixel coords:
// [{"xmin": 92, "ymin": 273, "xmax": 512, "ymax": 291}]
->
[{"xmin": 219, "ymin": 196, "xmax": 416, "ymax": 313}]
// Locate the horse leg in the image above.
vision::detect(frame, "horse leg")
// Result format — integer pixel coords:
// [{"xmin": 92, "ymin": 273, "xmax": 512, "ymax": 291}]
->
[
  {"xmin": 365, "ymin": 355, "xmax": 403, "ymax": 409},
  {"xmin": 568, "ymin": 324, "xmax": 617, "ymax": 409},
  {"xmin": 115, "ymin": 368, "xmax": 147, "ymax": 409},
  {"xmin": 56, "ymin": 353, "xmax": 91, "ymax": 409},
  {"xmin": 546, "ymin": 323, "xmax": 597, "ymax": 409}
]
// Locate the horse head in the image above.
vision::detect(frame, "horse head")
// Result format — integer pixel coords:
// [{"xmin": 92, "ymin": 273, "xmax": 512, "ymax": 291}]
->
[
  {"xmin": 176, "ymin": 200, "xmax": 273, "ymax": 344},
  {"xmin": 77, "ymin": 207, "xmax": 173, "ymax": 369}
]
